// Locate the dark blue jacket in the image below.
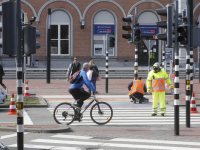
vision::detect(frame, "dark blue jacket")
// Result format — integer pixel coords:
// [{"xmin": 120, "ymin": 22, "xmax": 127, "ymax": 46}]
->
[{"xmin": 69, "ymin": 69, "xmax": 96, "ymax": 92}]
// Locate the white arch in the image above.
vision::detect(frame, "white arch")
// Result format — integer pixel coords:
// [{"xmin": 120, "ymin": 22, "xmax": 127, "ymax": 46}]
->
[
  {"xmin": 0, "ymin": 0, "xmax": 37, "ymax": 17},
  {"xmin": 128, "ymin": 0, "xmax": 165, "ymax": 15},
  {"xmin": 193, "ymin": 3, "xmax": 200, "ymax": 15},
  {"xmin": 83, "ymin": 0, "xmax": 126, "ymax": 21},
  {"xmin": 36, "ymin": 0, "xmax": 82, "ymax": 23}
]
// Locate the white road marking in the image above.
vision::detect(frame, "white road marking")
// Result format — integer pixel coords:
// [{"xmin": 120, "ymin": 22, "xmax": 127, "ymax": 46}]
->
[
  {"xmin": 24, "ymin": 109, "xmax": 33, "ymax": 125},
  {"xmin": 42, "ymin": 95, "xmax": 135, "ymax": 98},
  {"xmin": 111, "ymin": 138, "xmax": 200, "ymax": 146},
  {"xmin": 31, "ymin": 139, "xmax": 200, "ymax": 150},
  {"xmin": 0, "ymin": 133, "xmax": 29, "ymax": 140},
  {"xmin": 52, "ymin": 135, "xmax": 93, "ymax": 139},
  {"xmin": 8, "ymin": 144, "xmax": 81, "ymax": 150}
]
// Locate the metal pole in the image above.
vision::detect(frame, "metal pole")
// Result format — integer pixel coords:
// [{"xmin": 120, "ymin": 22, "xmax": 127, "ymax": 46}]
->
[
  {"xmin": 174, "ymin": 0, "xmax": 179, "ymax": 136},
  {"xmin": 186, "ymin": 0, "xmax": 191, "ymax": 128},
  {"xmin": 189, "ymin": 0, "xmax": 193, "ymax": 97},
  {"xmin": 24, "ymin": 13, "xmax": 28, "ymax": 88},
  {"xmin": 16, "ymin": 0, "xmax": 24, "ymax": 149},
  {"xmin": 134, "ymin": 8, "xmax": 138, "ymax": 76},
  {"xmin": 162, "ymin": 40, "xmax": 166, "ymax": 71},
  {"xmin": 105, "ymin": 34, "xmax": 109, "ymax": 93},
  {"xmin": 47, "ymin": 8, "xmax": 51, "ymax": 83},
  {"xmin": 148, "ymin": 40, "xmax": 151, "ymax": 72}
]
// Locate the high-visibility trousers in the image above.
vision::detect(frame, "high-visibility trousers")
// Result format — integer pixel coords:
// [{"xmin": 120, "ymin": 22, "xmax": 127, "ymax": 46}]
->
[{"xmin": 152, "ymin": 91, "xmax": 166, "ymax": 114}]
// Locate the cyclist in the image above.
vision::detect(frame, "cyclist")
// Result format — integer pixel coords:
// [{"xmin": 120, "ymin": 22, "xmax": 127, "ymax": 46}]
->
[{"xmin": 69, "ymin": 62, "xmax": 97, "ymax": 110}]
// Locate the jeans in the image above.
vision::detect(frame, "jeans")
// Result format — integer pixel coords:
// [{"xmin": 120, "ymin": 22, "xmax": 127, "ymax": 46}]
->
[
  {"xmin": 89, "ymin": 76, "xmax": 97, "ymax": 94},
  {"xmin": 69, "ymin": 88, "xmax": 91, "ymax": 107}
]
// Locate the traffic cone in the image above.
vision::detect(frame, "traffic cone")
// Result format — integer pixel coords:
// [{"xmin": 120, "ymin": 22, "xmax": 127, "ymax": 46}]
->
[
  {"xmin": 190, "ymin": 92, "xmax": 199, "ymax": 113},
  {"xmin": 7, "ymin": 92, "xmax": 17, "ymax": 115},
  {"xmin": 24, "ymin": 80, "xmax": 30, "ymax": 96}
]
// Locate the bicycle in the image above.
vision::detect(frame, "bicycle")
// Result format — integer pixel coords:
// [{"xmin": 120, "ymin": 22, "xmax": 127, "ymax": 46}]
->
[{"xmin": 53, "ymin": 94, "xmax": 113, "ymax": 125}]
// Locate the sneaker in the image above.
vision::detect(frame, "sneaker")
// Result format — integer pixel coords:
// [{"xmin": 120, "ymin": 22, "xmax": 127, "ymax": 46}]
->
[
  {"xmin": 161, "ymin": 113, "xmax": 165, "ymax": 116},
  {"xmin": 151, "ymin": 113, "xmax": 157, "ymax": 116},
  {"xmin": 6, "ymin": 88, "xmax": 8, "ymax": 93}
]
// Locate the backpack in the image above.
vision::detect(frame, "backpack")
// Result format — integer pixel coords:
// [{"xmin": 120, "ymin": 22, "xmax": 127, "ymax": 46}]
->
[{"xmin": 69, "ymin": 71, "xmax": 83, "ymax": 84}]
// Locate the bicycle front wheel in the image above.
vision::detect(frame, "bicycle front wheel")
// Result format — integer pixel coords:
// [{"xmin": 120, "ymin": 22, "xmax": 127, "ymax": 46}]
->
[
  {"xmin": 90, "ymin": 102, "xmax": 113, "ymax": 125},
  {"xmin": 53, "ymin": 102, "xmax": 76, "ymax": 125}
]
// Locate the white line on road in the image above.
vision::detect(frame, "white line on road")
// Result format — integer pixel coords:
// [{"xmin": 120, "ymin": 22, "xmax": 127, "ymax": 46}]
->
[
  {"xmin": 42, "ymin": 95, "xmax": 137, "ymax": 98},
  {"xmin": 31, "ymin": 139, "xmax": 200, "ymax": 150},
  {"xmin": 111, "ymin": 138, "xmax": 200, "ymax": 146},
  {"xmin": 0, "ymin": 133, "xmax": 29, "ymax": 140},
  {"xmin": 24, "ymin": 109, "xmax": 33, "ymax": 125},
  {"xmin": 8, "ymin": 144, "xmax": 81, "ymax": 150},
  {"xmin": 51, "ymin": 135, "xmax": 93, "ymax": 139}
]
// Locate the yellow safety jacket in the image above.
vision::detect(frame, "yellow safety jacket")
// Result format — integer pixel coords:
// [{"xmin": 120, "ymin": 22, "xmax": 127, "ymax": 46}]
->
[
  {"xmin": 146, "ymin": 69, "xmax": 173, "ymax": 92},
  {"xmin": 129, "ymin": 80, "xmax": 145, "ymax": 95}
]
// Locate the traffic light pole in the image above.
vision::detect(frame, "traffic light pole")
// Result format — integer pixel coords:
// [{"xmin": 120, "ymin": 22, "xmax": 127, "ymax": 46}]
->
[
  {"xmin": 189, "ymin": 0, "xmax": 194, "ymax": 97},
  {"xmin": 47, "ymin": 8, "xmax": 51, "ymax": 84},
  {"xmin": 16, "ymin": 0, "xmax": 24, "ymax": 149},
  {"xmin": 174, "ymin": 0, "xmax": 179, "ymax": 136},
  {"xmin": 105, "ymin": 34, "xmax": 109, "ymax": 93},
  {"xmin": 185, "ymin": 1, "xmax": 191, "ymax": 128}
]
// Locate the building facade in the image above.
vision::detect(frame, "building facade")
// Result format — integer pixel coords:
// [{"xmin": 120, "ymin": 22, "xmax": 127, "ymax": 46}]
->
[{"xmin": 0, "ymin": 0, "xmax": 200, "ymax": 68}]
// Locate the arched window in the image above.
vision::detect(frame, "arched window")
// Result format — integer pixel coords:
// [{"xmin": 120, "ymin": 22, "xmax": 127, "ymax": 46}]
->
[
  {"xmin": 92, "ymin": 10, "xmax": 117, "ymax": 57},
  {"xmin": 51, "ymin": 10, "xmax": 71, "ymax": 55}
]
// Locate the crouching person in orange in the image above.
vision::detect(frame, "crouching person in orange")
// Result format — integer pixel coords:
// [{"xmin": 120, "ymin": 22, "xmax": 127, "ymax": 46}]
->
[
  {"xmin": 146, "ymin": 63, "xmax": 173, "ymax": 116},
  {"xmin": 128, "ymin": 76, "xmax": 147, "ymax": 104}
]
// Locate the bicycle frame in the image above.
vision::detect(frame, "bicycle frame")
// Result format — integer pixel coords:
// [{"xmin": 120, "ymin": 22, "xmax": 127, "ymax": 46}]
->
[{"xmin": 71, "ymin": 95, "xmax": 99, "ymax": 114}]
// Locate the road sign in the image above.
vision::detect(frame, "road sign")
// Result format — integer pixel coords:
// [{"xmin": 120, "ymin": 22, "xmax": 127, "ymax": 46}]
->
[
  {"xmin": 165, "ymin": 47, "xmax": 173, "ymax": 62},
  {"xmin": 138, "ymin": 25, "xmax": 158, "ymax": 36}
]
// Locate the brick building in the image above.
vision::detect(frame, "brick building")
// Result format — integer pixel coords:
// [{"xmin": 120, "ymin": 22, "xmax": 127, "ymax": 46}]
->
[{"xmin": 0, "ymin": 0, "xmax": 200, "ymax": 68}]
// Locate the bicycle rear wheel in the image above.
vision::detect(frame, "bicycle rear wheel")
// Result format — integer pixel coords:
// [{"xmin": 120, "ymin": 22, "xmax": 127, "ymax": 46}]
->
[
  {"xmin": 53, "ymin": 102, "xmax": 76, "ymax": 125},
  {"xmin": 90, "ymin": 102, "xmax": 113, "ymax": 125}
]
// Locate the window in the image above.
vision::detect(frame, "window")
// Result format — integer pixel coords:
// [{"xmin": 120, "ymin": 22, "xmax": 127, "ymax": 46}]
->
[
  {"xmin": 51, "ymin": 24, "xmax": 69, "ymax": 55},
  {"xmin": 50, "ymin": 10, "xmax": 71, "ymax": 55}
]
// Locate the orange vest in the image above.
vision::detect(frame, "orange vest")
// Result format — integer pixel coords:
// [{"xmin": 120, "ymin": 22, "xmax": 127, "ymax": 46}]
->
[
  {"xmin": 129, "ymin": 80, "xmax": 144, "ymax": 96},
  {"xmin": 151, "ymin": 78, "xmax": 165, "ymax": 92}
]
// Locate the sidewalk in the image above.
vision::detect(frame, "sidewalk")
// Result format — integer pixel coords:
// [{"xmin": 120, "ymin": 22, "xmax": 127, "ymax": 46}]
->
[{"xmin": 1, "ymin": 79, "xmax": 200, "ymax": 104}]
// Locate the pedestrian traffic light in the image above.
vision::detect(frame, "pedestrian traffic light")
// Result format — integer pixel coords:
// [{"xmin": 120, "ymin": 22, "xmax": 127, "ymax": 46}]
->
[
  {"xmin": 0, "ymin": 1, "xmax": 17, "ymax": 56},
  {"xmin": 156, "ymin": 4, "xmax": 174, "ymax": 47},
  {"xmin": 109, "ymin": 37, "xmax": 115, "ymax": 47},
  {"xmin": 134, "ymin": 29, "xmax": 141, "ymax": 42},
  {"xmin": 122, "ymin": 15, "xmax": 134, "ymax": 43},
  {"xmin": 24, "ymin": 25, "xmax": 41, "ymax": 56}
]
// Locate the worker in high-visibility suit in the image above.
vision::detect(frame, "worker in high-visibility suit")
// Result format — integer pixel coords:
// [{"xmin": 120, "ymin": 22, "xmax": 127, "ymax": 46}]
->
[{"xmin": 146, "ymin": 62, "xmax": 174, "ymax": 116}]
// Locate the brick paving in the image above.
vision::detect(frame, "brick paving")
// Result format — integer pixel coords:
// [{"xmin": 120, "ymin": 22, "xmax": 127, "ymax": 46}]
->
[{"xmin": 2, "ymin": 78, "xmax": 200, "ymax": 105}]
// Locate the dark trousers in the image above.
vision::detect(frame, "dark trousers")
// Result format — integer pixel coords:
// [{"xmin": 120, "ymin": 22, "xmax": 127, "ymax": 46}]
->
[
  {"xmin": 69, "ymin": 88, "xmax": 91, "ymax": 107},
  {"xmin": 89, "ymin": 76, "xmax": 97, "ymax": 94},
  {"xmin": 0, "ymin": 77, "xmax": 6, "ymax": 90}
]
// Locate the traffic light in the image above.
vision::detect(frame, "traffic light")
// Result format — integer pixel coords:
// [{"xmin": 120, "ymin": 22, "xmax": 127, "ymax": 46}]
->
[
  {"xmin": 156, "ymin": 4, "xmax": 174, "ymax": 47},
  {"xmin": 134, "ymin": 29, "xmax": 141, "ymax": 42},
  {"xmin": 0, "ymin": 1, "xmax": 17, "ymax": 55},
  {"xmin": 122, "ymin": 15, "xmax": 134, "ymax": 43},
  {"xmin": 109, "ymin": 37, "xmax": 115, "ymax": 47},
  {"xmin": 24, "ymin": 24, "xmax": 41, "ymax": 56},
  {"xmin": 177, "ymin": 26, "xmax": 187, "ymax": 45},
  {"xmin": 177, "ymin": 9, "xmax": 188, "ymax": 46}
]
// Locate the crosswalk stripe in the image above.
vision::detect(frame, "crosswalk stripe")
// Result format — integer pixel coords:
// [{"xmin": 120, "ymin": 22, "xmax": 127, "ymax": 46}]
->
[
  {"xmin": 0, "ymin": 133, "xmax": 29, "ymax": 140},
  {"xmin": 31, "ymin": 139, "xmax": 200, "ymax": 150},
  {"xmin": 8, "ymin": 144, "xmax": 81, "ymax": 150},
  {"xmin": 111, "ymin": 138, "xmax": 200, "ymax": 146},
  {"xmin": 49, "ymin": 106, "xmax": 200, "ymax": 125},
  {"xmin": 51, "ymin": 135, "xmax": 93, "ymax": 139}
]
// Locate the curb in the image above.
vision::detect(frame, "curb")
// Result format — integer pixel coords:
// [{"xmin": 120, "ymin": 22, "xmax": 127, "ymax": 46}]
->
[
  {"xmin": 0, "ymin": 95, "xmax": 48, "ymax": 108},
  {"xmin": 0, "ymin": 124, "xmax": 71, "ymax": 133}
]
